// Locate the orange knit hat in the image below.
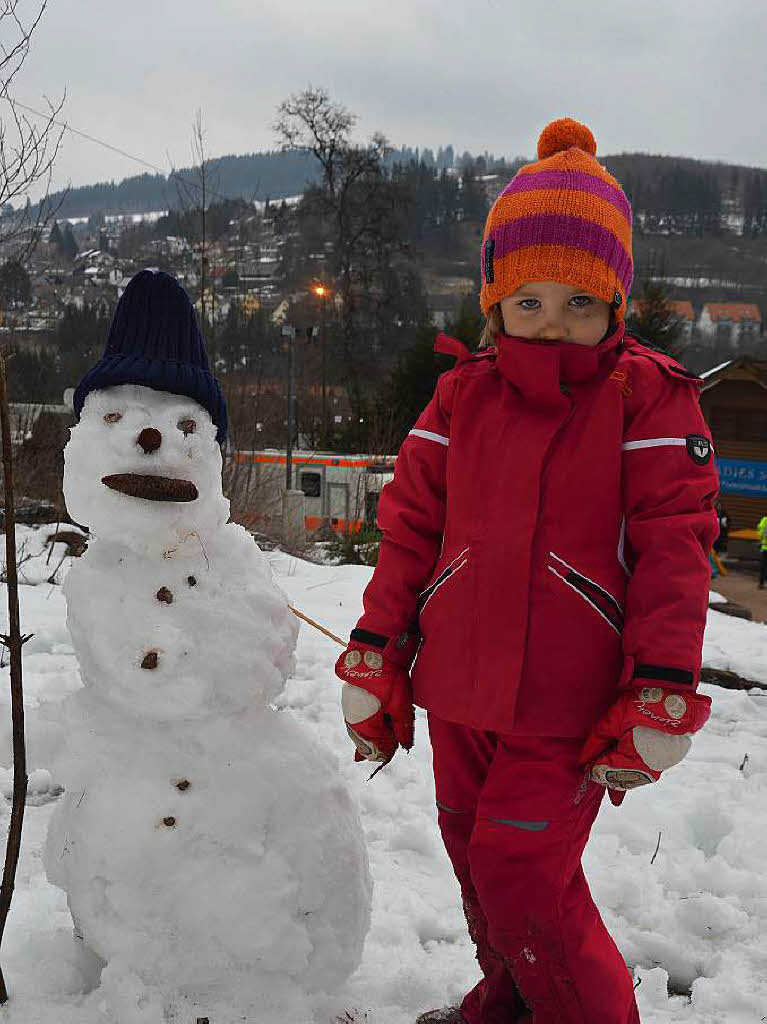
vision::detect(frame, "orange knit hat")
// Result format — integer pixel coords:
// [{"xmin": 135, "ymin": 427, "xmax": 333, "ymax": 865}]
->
[{"xmin": 480, "ymin": 118, "xmax": 633, "ymax": 320}]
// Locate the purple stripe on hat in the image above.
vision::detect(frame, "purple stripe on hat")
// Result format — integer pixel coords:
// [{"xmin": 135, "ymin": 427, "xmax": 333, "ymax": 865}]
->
[
  {"xmin": 502, "ymin": 170, "xmax": 632, "ymax": 221},
  {"xmin": 488, "ymin": 214, "xmax": 633, "ymax": 292}
]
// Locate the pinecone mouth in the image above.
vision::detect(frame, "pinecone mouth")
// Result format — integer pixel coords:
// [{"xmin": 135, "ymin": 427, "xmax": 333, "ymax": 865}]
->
[{"xmin": 101, "ymin": 473, "xmax": 199, "ymax": 502}]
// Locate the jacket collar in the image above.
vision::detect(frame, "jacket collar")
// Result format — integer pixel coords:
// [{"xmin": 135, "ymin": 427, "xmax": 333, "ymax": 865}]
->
[{"xmin": 494, "ymin": 322, "xmax": 625, "ymax": 404}]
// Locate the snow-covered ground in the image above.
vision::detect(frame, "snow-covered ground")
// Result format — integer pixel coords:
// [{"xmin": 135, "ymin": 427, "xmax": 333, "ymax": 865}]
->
[{"xmin": 0, "ymin": 528, "xmax": 765, "ymax": 1023}]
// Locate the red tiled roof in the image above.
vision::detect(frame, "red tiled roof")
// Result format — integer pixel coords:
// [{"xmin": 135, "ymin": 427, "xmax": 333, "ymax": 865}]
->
[
  {"xmin": 630, "ymin": 299, "xmax": 695, "ymax": 321},
  {"xmin": 702, "ymin": 303, "xmax": 762, "ymax": 323},
  {"xmin": 668, "ymin": 300, "xmax": 695, "ymax": 320}
]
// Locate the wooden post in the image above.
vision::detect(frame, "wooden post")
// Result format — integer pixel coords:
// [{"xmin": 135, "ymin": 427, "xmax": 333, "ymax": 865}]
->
[{"xmin": 0, "ymin": 352, "xmax": 32, "ymax": 1003}]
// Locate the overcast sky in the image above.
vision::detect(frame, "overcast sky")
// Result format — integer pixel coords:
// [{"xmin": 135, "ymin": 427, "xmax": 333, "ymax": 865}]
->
[{"xmin": 10, "ymin": 0, "xmax": 767, "ymax": 201}]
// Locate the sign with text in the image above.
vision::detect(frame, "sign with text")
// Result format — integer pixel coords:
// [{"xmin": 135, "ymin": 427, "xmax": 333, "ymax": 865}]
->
[{"xmin": 716, "ymin": 457, "xmax": 767, "ymax": 497}]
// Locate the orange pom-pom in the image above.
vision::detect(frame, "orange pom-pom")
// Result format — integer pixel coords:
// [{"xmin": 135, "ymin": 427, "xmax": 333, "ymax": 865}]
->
[{"xmin": 537, "ymin": 118, "xmax": 597, "ymax": 160}]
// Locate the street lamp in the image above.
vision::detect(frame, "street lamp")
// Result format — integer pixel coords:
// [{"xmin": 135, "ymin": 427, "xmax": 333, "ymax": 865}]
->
[
  {"xmin": 282, "ymin": 322, "xmax": 319, "ymax": 490},
  {"xmin": 281, "ymin": 324, "xmax": 297, "ymax": 491},
  {"xmin": 312, "ymin": 284, "xmax": 331, "ymax": 449}
]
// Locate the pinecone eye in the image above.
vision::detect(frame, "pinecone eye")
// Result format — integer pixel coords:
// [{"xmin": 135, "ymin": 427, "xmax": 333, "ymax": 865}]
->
[
  {"xmin": 178, "ymin": 418, "xmax": 196, "ymax": 436},
  {"xmin": 104, "ymin": 412, "xmax": 122, "ymax": 424}
]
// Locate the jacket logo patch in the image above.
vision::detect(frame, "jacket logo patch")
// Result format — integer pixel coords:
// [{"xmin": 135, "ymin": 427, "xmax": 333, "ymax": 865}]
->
[{"xmin": 686, "ymin": 434, "xmax": 711, "ymax": 465}]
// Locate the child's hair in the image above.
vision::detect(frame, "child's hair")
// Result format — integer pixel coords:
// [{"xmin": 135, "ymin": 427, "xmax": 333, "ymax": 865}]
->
[{"xmin": 479, "ymin": 304, "xmax": 503, "ymax": 349}]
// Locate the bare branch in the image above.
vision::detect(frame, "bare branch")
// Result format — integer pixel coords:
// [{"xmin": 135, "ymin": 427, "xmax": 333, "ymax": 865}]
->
[
  {"xmin": 0, "ymin": 1, "xmax": 65, "ymax": 260},
  {"xmin": 0, "ymin": 0, "xmax": 47, "ymax": 94},
  {"xmin": 274, "ymin": 87, "xmax": 355, "ymax": 197}
]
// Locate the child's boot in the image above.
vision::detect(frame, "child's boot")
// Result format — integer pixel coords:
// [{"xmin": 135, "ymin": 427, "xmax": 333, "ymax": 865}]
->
[{"xmin": 459, "ymin": 893, "xmax": 528, "ymax": 1022}]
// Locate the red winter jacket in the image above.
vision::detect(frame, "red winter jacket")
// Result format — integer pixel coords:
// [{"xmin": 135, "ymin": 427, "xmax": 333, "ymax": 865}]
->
[{"xmin": 353, "ymin": 324, "xmax": 719, "ymax": 737}]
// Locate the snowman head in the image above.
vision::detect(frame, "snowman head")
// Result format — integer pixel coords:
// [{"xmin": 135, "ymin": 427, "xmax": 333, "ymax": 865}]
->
[
  {"xmin": 64, "ymin": 384, "xmax": 229, "ymax": 548},
  {"xmin": 66, "ymin": 271, "xmax": 229, "ymax": 549}
]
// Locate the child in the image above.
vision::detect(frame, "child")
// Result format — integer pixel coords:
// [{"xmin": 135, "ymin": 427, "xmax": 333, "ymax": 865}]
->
[{"xmin": 335, "ymin": 118, "xmax": 719, "ymax": 1024}]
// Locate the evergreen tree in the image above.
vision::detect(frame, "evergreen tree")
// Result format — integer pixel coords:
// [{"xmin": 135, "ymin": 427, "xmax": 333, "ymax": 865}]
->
[
  {"xmin": 627, "ymin": 279, "xmax": 684, "ymax": 355},
  {"xmin": 56, "ymin": 302, "xmax": 114, "ymax": 386},
  {"xmin": 274, "ymin": 200, "xmax": 290, "ymax": 234},
  {"xmin": 447, "ymin": 291, "xmax": 483, "ymax": 348},
  {"xmin": 743, "ymin": 173, "xmax": 767, "ymax": 235},
  {"xmin": 460, "ymin": 164, "xmax": 489, "ymax": 223},
  {"xmin": 49, "ymin": 220, "xmax": 79, "ymax": 261},
  {"xmin": 374, "ymin": 323, "xmax": 453, "ymax": 448},
  {"xmin": 87, "ymin": 210, "xmax": 106, "ymax": 232},
  {"xmin": 60, "ymin": 223, "xmax": 79, "ymax": 261},
  {"xmin": 7, "ymin": 349, "xmax": 58, "ymax": 403},
  {"xmin": 0, "ymin": 260, "xmax": 31, "ymax": 306}
]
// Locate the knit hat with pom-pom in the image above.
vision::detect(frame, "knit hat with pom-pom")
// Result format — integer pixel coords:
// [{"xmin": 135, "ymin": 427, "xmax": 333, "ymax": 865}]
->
[{"xmin": 480, "ymin": 117, "xmax": 633, "ymax": 319}]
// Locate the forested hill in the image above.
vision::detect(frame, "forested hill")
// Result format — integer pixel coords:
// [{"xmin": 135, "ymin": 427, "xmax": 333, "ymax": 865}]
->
[
  {"xmin": 30, "ymin": 146, "xmax": 767, "ymax": 234},
  {"xmin": 602, "ymin": 153, "xmax": 767, "ymax": 234},
  {"xmin": 31, "ymin": 144, "xmax": 459, "ymax": 219},
  {"xmin": 36, "ymin": 150, "xmax": 321, "ymax": 219}
]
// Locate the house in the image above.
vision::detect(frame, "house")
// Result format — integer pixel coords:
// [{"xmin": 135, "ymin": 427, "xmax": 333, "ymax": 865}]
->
[
  {"xmin": 668, "ymin": 300, "xmax": 696, "ymax": 341},
  {"xmin": 629, "ymin": 298, "xmax": 696, "ymax": 342},
  {"xmin": 699, "ymin": 356, "xmax": 767, "ymax": 536},
  {"xmin": 428, "ymin": 293, "xmax": 463, "ymax": 330},
  {"xmin": 697, "ymin": 303, "xmax": 762, "ymax": 349}
]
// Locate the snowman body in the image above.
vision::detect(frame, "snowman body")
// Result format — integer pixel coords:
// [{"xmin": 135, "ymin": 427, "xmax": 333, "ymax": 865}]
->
[{"xmin": 45, "ymin": 385, "xmax": 370, "ymax": 1019}]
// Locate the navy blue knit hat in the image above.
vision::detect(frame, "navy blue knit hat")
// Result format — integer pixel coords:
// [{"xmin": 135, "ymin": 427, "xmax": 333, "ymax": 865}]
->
[{"xmin": 73, "ymin": 270, "xmax": 228, "ymax": 444}]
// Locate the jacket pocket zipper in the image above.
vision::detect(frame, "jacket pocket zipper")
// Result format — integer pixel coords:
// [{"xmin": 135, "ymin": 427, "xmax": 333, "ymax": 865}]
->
[
  {"xmin": 418, "ymin": 547, "xmax": 469, "ymax": 616},
  {"xmin": 547, "ymin": 551, "xmax": 624, "ymax": 635}
]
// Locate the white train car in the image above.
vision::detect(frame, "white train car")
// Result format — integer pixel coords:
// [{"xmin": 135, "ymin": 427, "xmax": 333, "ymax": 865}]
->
[{"xmin": 233, "ymin": 449, "xmax": 396, "ymax": 534}]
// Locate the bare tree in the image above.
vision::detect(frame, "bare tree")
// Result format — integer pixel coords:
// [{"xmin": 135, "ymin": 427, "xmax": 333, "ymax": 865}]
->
[
  {"xmin": 0, "ymin": 1, "xmax": 65, "ymax": 259},
  {"xmin": 170, "ymin": 112, "xmax": 266, "ymax": 366},
  {"xmin": 170, "ymin": 110, "xmax": 224, "ymax": 340},
  {"xmin": 274, "ymin": 88, "xmax": 408, "ymax": 416},
  {"xmin": 275, "ymin": 87, "xmax": 355, "ymax": 200}
]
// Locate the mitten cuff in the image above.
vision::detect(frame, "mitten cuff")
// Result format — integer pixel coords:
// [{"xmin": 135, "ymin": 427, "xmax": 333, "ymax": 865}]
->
[
  {"xmin": 618, "ymin": 654, "xmax": 697, "ymax": 692},
  {"xmin": 350, "ymin": 626, "xmax": 420, "ymax": 668}
]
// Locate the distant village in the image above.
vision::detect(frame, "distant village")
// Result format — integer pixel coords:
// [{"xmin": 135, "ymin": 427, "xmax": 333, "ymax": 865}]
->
[
  {"xmin": 0, "ymin": 202, "xmax": 293, "ymax": 347},
  {"xmin": 0, "ymin": 169, "xmax": 765, "ymax": 543},
  {"xmin": 1, "ymin": 193, "xmax": 764, "ymax": 377}
]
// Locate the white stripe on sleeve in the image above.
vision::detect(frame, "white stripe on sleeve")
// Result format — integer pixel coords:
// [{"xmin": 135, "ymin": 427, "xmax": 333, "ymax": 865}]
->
[
  {"xmin": 409, "ymin": 428, "xmax": 450, "ymax": 447},
  {"xmin": 622, "ymin": 437, "xmax": 686, "ymax": 452}
]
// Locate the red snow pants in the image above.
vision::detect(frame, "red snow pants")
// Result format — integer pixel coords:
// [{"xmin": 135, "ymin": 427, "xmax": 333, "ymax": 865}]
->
[{"xmin": 428, "ymin": 715, "xmax": 640, "ymax": 1024}]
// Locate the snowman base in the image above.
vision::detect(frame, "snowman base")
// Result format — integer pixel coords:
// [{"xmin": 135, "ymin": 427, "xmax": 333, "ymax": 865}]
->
[{"xmin": 82, "ymin": 959, "xmax": 315, "ymax": 1024}]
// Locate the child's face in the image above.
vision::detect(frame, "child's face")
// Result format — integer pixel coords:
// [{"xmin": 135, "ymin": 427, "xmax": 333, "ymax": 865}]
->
[{"xmin": 499, "ymin": 281, "xmax": 612, "ymax": 347}]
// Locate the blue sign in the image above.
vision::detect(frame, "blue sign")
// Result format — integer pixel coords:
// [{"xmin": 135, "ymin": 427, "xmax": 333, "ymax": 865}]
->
[{"xmin": 716, "ymin": 457, "xmax": 767, "ymax": 497}]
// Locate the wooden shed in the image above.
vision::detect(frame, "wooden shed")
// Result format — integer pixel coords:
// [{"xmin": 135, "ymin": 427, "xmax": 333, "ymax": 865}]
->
[{"xmin": 699, "ymin": 357, "xmax": 767, "ymax": 534}]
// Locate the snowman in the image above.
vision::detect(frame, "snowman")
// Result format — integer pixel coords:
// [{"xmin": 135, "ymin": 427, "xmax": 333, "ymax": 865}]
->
[{"xmin": 44, "ymin": 270, "xmax": 371, "ymax": 1023}]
